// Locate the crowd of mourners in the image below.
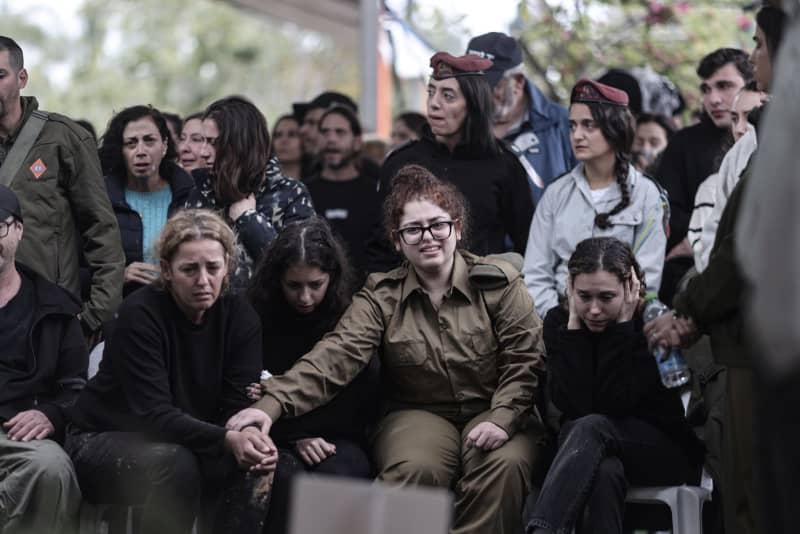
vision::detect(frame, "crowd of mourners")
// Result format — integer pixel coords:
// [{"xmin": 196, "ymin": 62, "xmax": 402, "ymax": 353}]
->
[{"xmin": 0, "ymin": 5, "xmax": 789, "ymax": 533}]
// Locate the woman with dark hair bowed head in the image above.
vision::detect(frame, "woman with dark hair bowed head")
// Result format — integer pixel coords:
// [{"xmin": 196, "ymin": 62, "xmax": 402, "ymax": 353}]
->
[
  {"xmin": 98, "ymin": 105, "xmax": 195, "ymax": 297},
  {"xmin": 522, "ymin": 79, "xmax": 667, "ymax": 319},
  {"xmin": 186, "ymin": 95, "xmax": 315, "ymax": 292},
  {"xmin": 66, "ymin": 210, "xmax": 277, "ymax": 534},
  {"xmin": 229, "ymin": 164, "xmax": 546, "ymax": 534},
  {"xmin": 247, "ymin": 216, "xmax": 380, "ymax": 534},
  {"xmin": 368, "ymin": 52, "xmax": 535, "ymax": 272},
  {"xmin": 527, "ymin": 237, "xmax": 702, "ymax": 534}
]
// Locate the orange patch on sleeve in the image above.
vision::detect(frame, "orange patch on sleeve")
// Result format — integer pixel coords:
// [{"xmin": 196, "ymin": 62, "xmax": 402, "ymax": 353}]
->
[{"xmin": 30, "ymin": 158, "xmax": 47, "ymax": 179}]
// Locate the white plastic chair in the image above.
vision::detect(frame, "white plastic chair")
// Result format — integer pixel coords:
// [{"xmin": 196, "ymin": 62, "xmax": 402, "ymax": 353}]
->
[
  {"xmin": 87, "ymin": 341, "xmax": 105, "ymax": 379},
  {"xmin": 625, "ymin": 484, "xmax": 711, "ymax": 534},
  {"xmin": 624, "ymin": 390, "xmax": 713, "ymax": 534},
  {"xmin": 79, "ymin": 503, "xmax": 135, "ymax": 534}
]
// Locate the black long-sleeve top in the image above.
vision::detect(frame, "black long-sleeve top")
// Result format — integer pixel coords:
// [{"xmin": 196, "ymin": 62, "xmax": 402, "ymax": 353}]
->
[
  {"xmin": 1, "ymin": 264, "xmax": 88, "ymax": 442},
  {"xmin": 365, "ymin": 127, "xmax": 535, "ymax": 272},
  {"xmin": 654, "ymin": 116, "xmax": 729, "ymax": 249},
  {"xmin": 544, "ymin": 306, "xmax": 702, "ymax": 462},
  {"xmin": 68, "ymin": 286, "xmax": 262, "ymax": 457},
  {"xmin": 258, "ymin": 304, "xmax": 380, "ymax": 444}
]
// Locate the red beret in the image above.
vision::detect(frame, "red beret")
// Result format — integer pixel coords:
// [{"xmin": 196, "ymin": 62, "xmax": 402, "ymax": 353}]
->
[
  {"xmin": 570, "ymin": 79, "xmax": 629, "ymax": 107},
  {"xmin": 430, "ymin": 52, "xmax": 493, "ymax": 80}
]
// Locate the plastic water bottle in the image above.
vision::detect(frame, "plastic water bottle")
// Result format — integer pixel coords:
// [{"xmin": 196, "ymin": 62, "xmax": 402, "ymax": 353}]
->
[{"xmin": 642, "ymin": 299, "xmax": 691, "ymax": 389}]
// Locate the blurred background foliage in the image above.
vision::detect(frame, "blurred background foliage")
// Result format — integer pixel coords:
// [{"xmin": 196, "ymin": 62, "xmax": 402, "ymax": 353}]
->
[
  {"xmin": 509, "ymin": 0, "xmax": 754, "ymax": 112},
  {"xmin": 0, "ymin": 0, "xmax": 360, "ymax": 131},
  {"xmin": 0, "ymin": 0, "xmax": 755, "ymax": 134}
]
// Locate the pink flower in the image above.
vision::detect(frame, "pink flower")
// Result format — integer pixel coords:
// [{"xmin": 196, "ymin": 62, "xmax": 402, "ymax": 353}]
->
[{"xmin": 737, "ymin": 15, "xmax": 753, "ymax": 32}]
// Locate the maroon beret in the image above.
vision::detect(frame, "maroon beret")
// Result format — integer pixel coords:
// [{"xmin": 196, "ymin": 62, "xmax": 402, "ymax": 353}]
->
[
  {"xmin": 570, "ymin": 79, "xmax": 629, "ymax": 107},
  {"xmin": 430, "ymin": 52, "xmax": 493, "ymax": 80}
]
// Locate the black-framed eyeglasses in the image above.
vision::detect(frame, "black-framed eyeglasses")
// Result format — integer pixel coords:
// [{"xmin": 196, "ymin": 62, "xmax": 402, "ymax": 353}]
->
[
  {"xmin": 0, "ymin": 219, "xmax": 17, "ymax": 238},
  {"xmin": 396, "ymin": 220, "xmax": 457, "ymax": 245}
]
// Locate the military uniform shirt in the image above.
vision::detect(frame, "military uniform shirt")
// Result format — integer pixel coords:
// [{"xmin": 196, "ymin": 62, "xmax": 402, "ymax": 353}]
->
[{"xmin": 256, "ymin": 251, "xmax": 545, "ymax": 437}]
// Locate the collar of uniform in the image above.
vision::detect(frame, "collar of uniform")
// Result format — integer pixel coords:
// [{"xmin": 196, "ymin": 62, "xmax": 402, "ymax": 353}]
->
[
  {"xmin": 399, "ymin": 252, "xmax": 473, "ymax": 305},
  {"xmin": 570, "ymin": 162, "xmax": 638, "ymax": 204},
  {"xmin": 2, "ymin": 96, "xmax": 36, "ymax": 146}
]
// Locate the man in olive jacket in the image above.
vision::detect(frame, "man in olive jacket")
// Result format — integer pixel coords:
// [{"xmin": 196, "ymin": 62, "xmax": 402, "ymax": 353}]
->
[{"xmin": 0, "ymin": 36, "xmax": 123, "ymax": 335}]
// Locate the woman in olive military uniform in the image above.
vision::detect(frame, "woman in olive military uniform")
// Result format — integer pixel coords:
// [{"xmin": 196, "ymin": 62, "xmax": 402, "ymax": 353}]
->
[{"xmin": 229, "ymin": 164, "xmax": 546, "ymax": 534}]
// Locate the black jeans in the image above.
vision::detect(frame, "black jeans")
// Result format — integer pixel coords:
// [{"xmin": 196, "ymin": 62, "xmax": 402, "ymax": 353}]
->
[
  {"xmin": 527, "ymin": 414, "xmax": 694, "ymax": 534},
  {"xmin": 66, "ymin": 429, "xmax": 272, "ymax": 534},
  {"xmin": 264, "ymin": 438, "xmax": 371, "ymax": 534}
]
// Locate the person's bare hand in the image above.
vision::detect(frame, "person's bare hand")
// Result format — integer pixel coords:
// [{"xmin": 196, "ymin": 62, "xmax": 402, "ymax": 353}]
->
[
  {"xmin": 226, "ymin": 408, "xmax": 272, "ymax": 434},
  {"xmin": 228, "ymin": 194, "xmax": 256, "ymax": 221},
  {"xmin": 246, "ymin": 382, "xmax": 265, "ymax": 401},
  {"xmin": 464, "ymin": 422, "xmax": 509, "ymax": 451},
  {"xmin": 242, "ymin": 427, "xmax": 279, "ymax": 473},
  {"xmin": 3, "ymin": 410, "xmax": 54, "ymax": 441},
  {"xmin": 124, "ymin": 262, "xmax": 160, "ymax": 285},
  {"xmin": 673, "ymin": 315, "xmax": 700, "ymax": 348},
  {"xmin": 618, "ymin": 267, "xmax": 640, "ymax": 323},
  {"xmin": 566, "ymin": 277, "xmax": 581, "ymax": 330},
  {"xmin": 666, "ymin": 238, "xmax": 693, "ymax": 261},
  {"xmin": 294, "ymin": 437, "xmax": 337, "ymax": 466},
  {"xmin": 224, "ymin": 429, "xmax": 278, "ymax": 472},
  {"xmin": 643, "ymin": 311, "xmax": 675, "ymax": 350}
]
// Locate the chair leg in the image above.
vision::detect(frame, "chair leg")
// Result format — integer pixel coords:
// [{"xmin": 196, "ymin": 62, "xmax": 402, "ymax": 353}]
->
[
  {"xmin": 79, "ymin": 503, "xmax": 108, "ymax": 534},
  {"xmin": 675, "ymin": 487, "xmax": 704, "ymax": 534}
]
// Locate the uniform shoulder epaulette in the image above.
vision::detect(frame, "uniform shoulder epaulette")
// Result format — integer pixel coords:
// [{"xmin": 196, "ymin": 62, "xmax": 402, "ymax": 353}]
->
[
  {"xmin": 468, "ymin": 252, "xmax": 523, "ymax": 290},
  {"xmin": 365, "ymin": 263, "xmax": 408, "ymax": 290},
  {"xmin": 45, "ymin": 112, "xmax": 98, "ymax": 142}
]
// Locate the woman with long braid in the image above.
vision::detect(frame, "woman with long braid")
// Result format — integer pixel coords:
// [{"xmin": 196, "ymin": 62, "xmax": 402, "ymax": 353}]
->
[{"xmin": 522, "ymin": 79, "xmax": 667, "ymax": 319}]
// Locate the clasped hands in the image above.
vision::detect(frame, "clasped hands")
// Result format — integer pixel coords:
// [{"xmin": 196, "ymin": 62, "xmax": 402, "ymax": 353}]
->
[
  {"xmin": 643, "ymin": 310, "xmax": 700, "ymax": 350},
  {"xmin": 224, "ymin": 404, "xmax": 277, "ymax": 474},
  {"xmin": 226, "ymin": 405, "xmax": 510, "ymax": 468}
]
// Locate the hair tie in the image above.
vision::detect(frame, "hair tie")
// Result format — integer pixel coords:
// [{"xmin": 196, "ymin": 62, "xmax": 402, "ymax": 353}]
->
[{"xmin": 594, "ymin": 213, "xmax": 611, "ymax": 229}]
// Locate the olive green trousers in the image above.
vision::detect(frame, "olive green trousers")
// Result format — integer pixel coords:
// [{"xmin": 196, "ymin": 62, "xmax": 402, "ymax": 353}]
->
[
  {"xmin": 0, "ymin": 428, "xmax": 80, "ymax": 534},
  {"xmin": 372, "ymin": 409, "xmax": 544, "ymax": 534}
]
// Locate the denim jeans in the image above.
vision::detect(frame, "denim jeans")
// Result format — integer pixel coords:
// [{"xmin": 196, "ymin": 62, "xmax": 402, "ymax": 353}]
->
[
  {"xmin": 65, "ymin": 428, "xmax": 272, "ymax": 534},
  {"xmin": 527, "ymin": 414, "xmax": 694, "ymax": 534}
]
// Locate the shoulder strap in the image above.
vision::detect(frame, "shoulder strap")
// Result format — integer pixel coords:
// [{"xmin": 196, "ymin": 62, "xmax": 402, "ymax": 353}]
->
[
  {"xmin": 503, "ymin": 137, "xmax": 545, "ymax": 191},
  {"xmin": 469, "ymin": 252, "xmax": 524, "ymax": 325},
  {"xmin": 0, "ymin": 110, "xmax": 48, "ymax": 187},
  {"xmin": 631, "ymin": 173, "xmax": 671, "ymax": 253}
]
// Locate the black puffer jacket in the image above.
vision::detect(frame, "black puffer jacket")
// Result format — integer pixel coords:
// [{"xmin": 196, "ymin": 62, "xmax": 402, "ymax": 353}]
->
[{"xmin": 105, "ymin": 162, "xmax": 195, "ymax": 296}]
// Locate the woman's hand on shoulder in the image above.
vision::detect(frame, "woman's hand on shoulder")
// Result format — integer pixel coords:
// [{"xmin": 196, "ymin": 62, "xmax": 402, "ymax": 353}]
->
[
  {"xmin": 618, "ymin": 267, "xmax": 640, "ymax": 323},
  {"xmin": 464, "ymin": 421, "xmax": 509, "ymax": 451},
  {"xmin": 294, "ymin": 437, "xmax": 337, "ymax": 466}
]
